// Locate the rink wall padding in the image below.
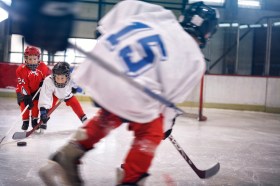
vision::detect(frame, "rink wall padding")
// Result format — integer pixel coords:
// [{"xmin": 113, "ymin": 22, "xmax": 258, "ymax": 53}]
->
[
  {"xmin": 0, "ymin": 62, "xmax": 19, "ymax": 89},
  {"xmin": 0, "ymin": 62, "xmax": 279, "ymax": 113}
]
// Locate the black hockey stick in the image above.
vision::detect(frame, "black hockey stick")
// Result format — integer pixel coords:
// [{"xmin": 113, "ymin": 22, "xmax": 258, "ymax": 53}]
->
[
  {"xmin": 168, "ymin": 135, "xmax": 220, "ymax": 179},
  {"xmin": 12, "ymin": 100, "xmax": 62, "ymax": 140}
]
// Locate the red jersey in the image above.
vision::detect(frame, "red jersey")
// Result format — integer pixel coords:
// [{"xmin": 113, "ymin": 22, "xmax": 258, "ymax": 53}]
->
[{"xmin": 16, "ymin": 62, "xmax": 51, "ymax": 95}]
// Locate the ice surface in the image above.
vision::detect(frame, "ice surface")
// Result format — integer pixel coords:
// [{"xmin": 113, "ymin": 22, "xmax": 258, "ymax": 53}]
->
[{"xmin": 0, "ymin": 97, "xmax": 280, "ymax": 185}]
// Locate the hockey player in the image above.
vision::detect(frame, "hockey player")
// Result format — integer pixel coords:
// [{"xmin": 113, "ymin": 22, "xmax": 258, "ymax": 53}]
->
[
  {"xmin": 38, "ymin": 62, "xmax": 87, "ymax": 130},
  {"xmin": 16, "ymin": 46, "xmax": 51, "ymax": 130},
  {"xmin": 39, "ymin": 1, "xmax": 219, "ymax": 185}
]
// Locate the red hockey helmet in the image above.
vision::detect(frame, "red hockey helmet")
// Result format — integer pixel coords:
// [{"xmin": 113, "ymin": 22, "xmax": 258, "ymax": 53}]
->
[
  {"xmin": 24, "ymin": 46, "xmax": 40, "ymax": 70},
  {"xmin": 24, "ymin": 46, "xmax": 40, "ymax": 58}
]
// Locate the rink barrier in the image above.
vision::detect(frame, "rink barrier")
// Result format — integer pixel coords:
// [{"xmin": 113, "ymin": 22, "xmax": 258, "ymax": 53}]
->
[
  {"xmin": 1, "ymin": 89, "xmax": 279, "ymax": 114},
  {"xmin": 0, "ymin": 62, "xmax": 279, "ymax": 113}
]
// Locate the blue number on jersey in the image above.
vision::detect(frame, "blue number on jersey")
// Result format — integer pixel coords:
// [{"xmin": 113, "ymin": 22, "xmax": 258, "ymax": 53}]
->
[{"xmin": 106, "ymin": 22, "xmax": 167, "ymax": 77}]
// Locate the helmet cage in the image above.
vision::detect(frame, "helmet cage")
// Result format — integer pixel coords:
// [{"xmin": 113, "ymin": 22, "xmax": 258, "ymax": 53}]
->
[
  {"xmin": 52, "ymin": 62, "xmax": 71, "ymax": 88},
  {"xmin": 179, "ymin": 1, "xmax": 219, "ymax": 48},
  {"xmin": 26, "ymin": 63, "xmax": 39, "ymax": 71}
]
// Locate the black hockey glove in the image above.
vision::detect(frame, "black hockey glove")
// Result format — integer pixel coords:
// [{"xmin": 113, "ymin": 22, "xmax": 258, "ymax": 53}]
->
[
  {"xmin": 16, "ymin": 93, "xmax": 24, "ymax": 106},
  {"xmin": 71, "ymin": 87, "xmax": 78, "ymax": 94},
  {"xmin": 40, "ymin": 107, "xmax": 50, "ymax": 123},
  {"xmin": 23, "ymin": 95, "xmax": 34, "ymax": 110}
]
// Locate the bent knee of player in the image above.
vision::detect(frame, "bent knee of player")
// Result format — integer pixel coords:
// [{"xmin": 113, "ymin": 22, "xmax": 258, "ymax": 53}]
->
[
  {"xmin": 135, "ymin": 136, "xmax": 162, "ymax": 156},
  {"xmin": 65, "ymin": 96, "xmax": 80, "ymax": 106}
]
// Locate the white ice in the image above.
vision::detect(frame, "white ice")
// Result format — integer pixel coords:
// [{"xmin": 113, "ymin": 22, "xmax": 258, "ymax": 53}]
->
[{"xmin": 0, "ymin": 97, "xmax": 280, "ymax": 186}]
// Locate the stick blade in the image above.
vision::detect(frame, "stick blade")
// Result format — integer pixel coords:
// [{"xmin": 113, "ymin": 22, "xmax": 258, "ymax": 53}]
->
[
  {"xmin": 12, "ymin": 131, "xmax": 27, "ymax": 140},
  {"xmin": 198, "ymin": 162, "xmax": 220, "ymax": 179}
]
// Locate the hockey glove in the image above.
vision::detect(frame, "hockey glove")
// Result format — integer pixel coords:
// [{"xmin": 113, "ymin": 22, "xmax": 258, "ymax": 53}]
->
[
  {"xmin": 71, "ymin": 87, "xmax": 78, "ymax": 94},
  {"xmin": 16, "ymin": 93, "xmax": 24, "ymax": 106},
  {"xmin": 40, "ymin": 107, "xmax": 50, "ymax": 123},
  {"xmin": 24, "ymin": 95, "xmax": 34, "ymax": 110}
]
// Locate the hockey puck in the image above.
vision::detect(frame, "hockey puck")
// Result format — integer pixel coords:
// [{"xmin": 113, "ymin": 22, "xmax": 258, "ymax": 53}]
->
[{"xmin": 17, "ymin": 141, "xmax": 27, "ymax": 146}]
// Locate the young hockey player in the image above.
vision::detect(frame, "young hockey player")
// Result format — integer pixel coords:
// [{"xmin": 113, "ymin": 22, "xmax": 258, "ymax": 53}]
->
[
  {"xmin": 38, "ymin": 62, "xmax": 87, "ymax": 130},
  {"xmin": 39, "ymin": 1, "xmax": 219, "ymax": 185},
  {"xmin": 16, "ymin": 46, "xmax": 51, "ymax": 130}
]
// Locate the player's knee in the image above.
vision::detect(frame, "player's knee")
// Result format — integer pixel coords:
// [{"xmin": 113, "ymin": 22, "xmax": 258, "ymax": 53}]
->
[
  {"xmin": 64, "ymin": 96, "xmax": 76, "ymax": 106},
  {"xmin": 135, "ymin": 136, "xmax": 162, "ymax": 156}
]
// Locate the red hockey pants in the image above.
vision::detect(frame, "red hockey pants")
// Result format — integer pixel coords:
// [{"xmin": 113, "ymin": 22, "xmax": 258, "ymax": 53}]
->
[
  {"xmin": 51, "ymin": 95, "xmax": 85, "ymax": 120},
  {"xmin": 78, "ymin": 109, "xmax": 164, "ymax": 183},
  {"xmin": 20, "ymin": 100, "xmax": 39, "ymax": 120}
]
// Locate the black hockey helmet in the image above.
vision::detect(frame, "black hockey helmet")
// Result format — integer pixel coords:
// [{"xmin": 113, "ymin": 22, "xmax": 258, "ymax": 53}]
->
[
  {"xmin": 179, "ymin": 1, "xmax": 219, "ymax": 48},
  {"xmin": 52, "ymin": 62, "xmax": 71, "ymax": 88}
]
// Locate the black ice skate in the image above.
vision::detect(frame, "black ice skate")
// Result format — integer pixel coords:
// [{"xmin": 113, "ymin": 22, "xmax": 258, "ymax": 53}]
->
[
  {"xmin": 80, "ymin": 114, "xmax": 87, "ymax": 123},
  {"xmin": 40, "ymin": 123, "xmax": 47, "ymax": 130},
  {"xmin": 21, "ymin": 120, "xmax": 29, "ymax": 130},
  {"xmin": 32, "ymin": 118, "xmax": 39, "ymax": 130}
]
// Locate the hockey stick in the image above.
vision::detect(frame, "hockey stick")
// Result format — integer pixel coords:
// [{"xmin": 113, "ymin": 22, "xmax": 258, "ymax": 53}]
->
[
  {"xmin": 12, "ymin": 99, "xmax": 62, "ymax": 140},
  {"xmin": 0, "ymin": 88, "xmax": 41, "ymax": 145},
  {"xmin": 69, "ymin": 43, "xmax": 200, "ymax": 120},
  {"xmin": 168, "ymin": 135, "xmax": 220, "ymax": 179}
]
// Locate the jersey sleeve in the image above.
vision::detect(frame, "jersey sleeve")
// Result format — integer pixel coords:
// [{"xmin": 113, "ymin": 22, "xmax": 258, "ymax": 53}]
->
[
  {"xmin": 16, "ymin": 66, "xmax": 31, "ymax": 95},
  {"xmin": 41, "ymin": 62, "xmax": 52, "ymax": 77},
  {"xmin": 38, "ymin": 76, "xmax": 54, "ymax": 109}
]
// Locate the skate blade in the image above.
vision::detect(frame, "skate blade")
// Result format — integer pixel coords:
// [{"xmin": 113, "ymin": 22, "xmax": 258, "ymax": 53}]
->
[
  {"xmin": 39, "ymin": 129, "xmax": 45, "ymax": 134},
  {"xmin": 39, "ymin": 160, "xmax": 72, "ymax": 186}
]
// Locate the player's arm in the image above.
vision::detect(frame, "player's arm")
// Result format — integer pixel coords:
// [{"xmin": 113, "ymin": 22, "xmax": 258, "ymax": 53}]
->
[
  {"xmin": 16, "ymin": 67, "xmax": 34, "ymax": 109},
  {"xmin": 38, "ymin": 77, "xmax": 55, "ymax": 123},
  {"xmin": 16, "ymin": 67, "xmax": 31, "ymax": 95},
  {"xmin": 38, "ymin": 77, "xmax": 54, "ymax": 110}
]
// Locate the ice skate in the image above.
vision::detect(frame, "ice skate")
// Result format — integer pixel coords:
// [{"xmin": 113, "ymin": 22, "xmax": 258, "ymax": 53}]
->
[
  {"xmin": 116, "ymin": 167, "xmax": 149, "ymax": 186},
  {"xmin": 32, "ymin": 118, "xmax": 38, "ymax": 128},
  {"xmin": 21, "ymin": 120, "xmax": 29, "ymax": 131},
  {"xmin": 38, "ymin": 128, "xmax": 45, "ymax": 134},
  {"xmin": 32, "ymin": 118, "xmax": 41, "ymax": 134},
  {"xmin": 39, "ymin": 142, "xmax": 85, "ymax": 186},
  {"xmin": 40, "ymin": 123, "xmax": 47, "ymax": 130},
  {"xmin": 38, "ymin": 123, "xmax": 47, "ymax": 134},
  {"xmin": 80, "ymin": 114, "xmax": 87, "ymax": 123}
]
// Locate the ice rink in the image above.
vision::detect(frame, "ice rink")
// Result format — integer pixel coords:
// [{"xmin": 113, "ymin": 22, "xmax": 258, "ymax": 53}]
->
[{"xmin": 0, "ymin": 97, "xmax": 280, "ymax": 186}]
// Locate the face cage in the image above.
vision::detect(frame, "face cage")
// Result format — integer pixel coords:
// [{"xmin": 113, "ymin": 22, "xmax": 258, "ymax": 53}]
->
[
  {"xmin": 26, "ymin": 63, "xmax": 39, "ymax": 71},
  {"xmin": 53, "ymin": 74, "xmax": 70, "ymax": 88}
]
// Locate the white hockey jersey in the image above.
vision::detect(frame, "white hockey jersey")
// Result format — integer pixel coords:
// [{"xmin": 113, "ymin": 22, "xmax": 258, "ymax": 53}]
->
[
  {"xmin": 73, "ymin": 0, "xmax": 205, "ymax": 130},
  {"xmin": 38, "ymin": 75, "xmax": 74, "ymax": 109}
]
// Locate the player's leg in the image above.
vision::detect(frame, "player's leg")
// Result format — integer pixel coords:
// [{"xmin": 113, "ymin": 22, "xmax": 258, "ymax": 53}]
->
[
  {"xmin": 20, "ymin": 101, "xmax": 30, "ymax": 130},
  {"xmin": 31, "ymin": 100, "xmax": 39, "ymax": 129},
  {"xmin": 117, "ymin": 115, "xmax": 164, "ymax": 185},
  {"xmin": 39, "ymin": 108, "xmax": 123, "ymax": 185},
  {"xmin": 65, "ymin": 96, "xmax": 87, "ymax": 123}
]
